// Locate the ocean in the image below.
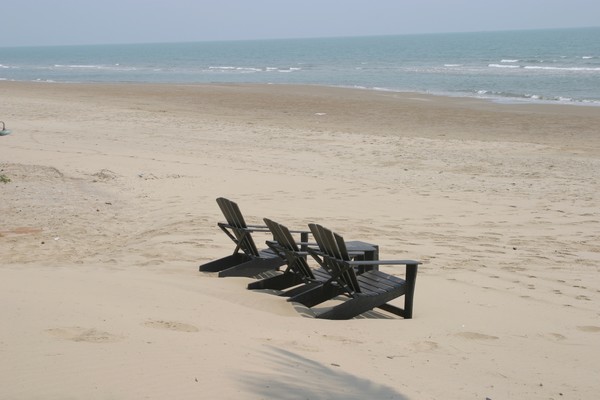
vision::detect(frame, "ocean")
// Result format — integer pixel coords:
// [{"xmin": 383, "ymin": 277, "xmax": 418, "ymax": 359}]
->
[{"xmin": 1, "ymin": 27, "xmax": 599, "ymax": 105}]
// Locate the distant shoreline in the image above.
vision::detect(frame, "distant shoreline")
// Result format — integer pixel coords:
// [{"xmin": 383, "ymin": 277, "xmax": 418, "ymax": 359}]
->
[
  {"xmin": 2, "ymin": 80, "xmax": 600, "ymax": 154},
  {"xmin": 2, "ymin": 79, "xmax": 600, "ymax": 108}
]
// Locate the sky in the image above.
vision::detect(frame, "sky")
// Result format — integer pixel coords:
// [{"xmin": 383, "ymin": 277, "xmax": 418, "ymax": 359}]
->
[{"xmin": 1, "ymin": 0, "xmax": 599, "ymax": 47}]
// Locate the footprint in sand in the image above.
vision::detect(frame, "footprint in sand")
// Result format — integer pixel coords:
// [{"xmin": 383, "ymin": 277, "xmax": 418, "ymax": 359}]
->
[
  {"xmin": 455, "ymin": 332, "xmax": 499, "ymax": 340},
  {"xmin": 2, "ymin": 227, "xmax": 44, "ymax": 235},
  {"xmin": 143, "ymin": 319, "xmax": 199, "ymax": 332},
  {"xmin": 320, "ymin": 334, "xmax": 364, "ymax": 345},
  {"xmin": 91, "ymin": 169, "xmax": 118, "ymax": 182},
  {"xmin": 46, "ymin": 327, "xmax": 123, "ymax": 343},
  {"xmin": 577, "ymin": 326, "xmax": 600, "ymax": 333},
  {"xmin": 540, "ymin": 332, "xmax": 567, "ymax": 341},
  {"xmin": 411, "ymin": 340, "xmax": 439, "ymax": 352}
]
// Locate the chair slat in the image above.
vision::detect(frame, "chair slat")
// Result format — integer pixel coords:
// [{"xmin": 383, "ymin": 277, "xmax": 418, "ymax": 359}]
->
[
  {"xmin": 199, "ymin": 198, "xmax": 284, "ymax": 277},
  {"xmin": 303, "ymin": 223, "xmax": 421, "ymax": 320}
]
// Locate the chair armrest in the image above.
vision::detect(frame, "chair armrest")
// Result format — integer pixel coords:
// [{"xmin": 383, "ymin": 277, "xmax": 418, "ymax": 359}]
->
[
  {"xmin": 288, "ymin": 229, "xmax": 311, "ymax": 235},
  {"xmin": 297, "ymin": 241, "xmax": 318, "ymax": 247},
  {"xmin": 265, "ymin": 240, "xmax": 318, "ymax": 248},
  {"xmin": 348, "ymin": 250, "xmax": 368, "ymax": 257},
  {"xmin": 244, "ymin": 224, "xmax": 272, "ymax": 232},
  {"xmin": 306, "ymin": 248, "xmax": 366, "ymax": 257},
  {"xmin": 347, "ymin": 259, "xmax": 420, "ymax": 266},
  {"xmin": 219, "ymin": 222, "xmax": 271, "ymax": 233}
]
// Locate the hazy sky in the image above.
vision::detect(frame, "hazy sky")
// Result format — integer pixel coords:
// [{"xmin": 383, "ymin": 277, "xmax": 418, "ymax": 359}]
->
[{"xmin": 2, "ymin": 0, "xmax": 599, "ymax": 47}]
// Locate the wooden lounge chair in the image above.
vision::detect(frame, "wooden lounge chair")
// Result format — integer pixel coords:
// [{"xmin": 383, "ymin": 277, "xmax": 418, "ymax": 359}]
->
[
  {"xmin": 247, "ymin": 218, "xmax": 331, "ymax": 294},
  {"xmin": 198, "ymin": 198, "xmax": 285, "ymax": 277},
  {"xmin": 249, "ymin": 219, "xmax": 377, "ymax": 299},
  {"xmin": 297, "ymin": 223, "xmax": 420, "ymax": 320}
]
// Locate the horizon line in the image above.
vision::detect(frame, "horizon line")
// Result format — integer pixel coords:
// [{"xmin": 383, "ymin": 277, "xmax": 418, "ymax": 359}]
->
[{"xmin": 1, "ymin": 25, "xmax": 598, "ymax": 49}]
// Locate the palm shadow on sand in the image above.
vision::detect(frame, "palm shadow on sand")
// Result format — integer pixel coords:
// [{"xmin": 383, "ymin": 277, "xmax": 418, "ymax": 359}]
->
[{"xmin": 241, "ymin": 346, "xmax": 408, "ymax": 400}]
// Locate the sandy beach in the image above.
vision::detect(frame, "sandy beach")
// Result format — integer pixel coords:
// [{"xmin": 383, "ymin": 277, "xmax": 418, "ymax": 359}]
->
[{"xmin": 1, "ymin": 81, "xmax": 599, "ymax": 399}]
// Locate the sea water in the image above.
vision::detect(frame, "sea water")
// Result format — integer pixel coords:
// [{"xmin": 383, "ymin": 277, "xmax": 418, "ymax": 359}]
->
[{"xmin": 1, "ymin": 27, "xmax": 599, "ymax": 105}]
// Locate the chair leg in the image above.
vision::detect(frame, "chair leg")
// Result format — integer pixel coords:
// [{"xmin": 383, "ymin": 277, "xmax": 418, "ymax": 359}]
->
[
  {"xmin": 317, "ymin": 289, "xmax": 404, "ymax": 320},
  {"xmin": 288, "ymin": 283, "xmax": 344, "ymax": 308},
  {"xmin": 199, "ymin": 253, "xmax": 249, "ymax": 272},
  {"xmin": 315, "ymin": 297, "xmax": 374, "ymax": 320},
  {"xmin": 247, "ymin": 272, "xmax": 305, "ymax": 290},
  {"xmin": 377, "ymin": 303, "xmax": 406, "ymax": 317},
  {"xmin": 281, "ymin": 280, "xmax": 323, "ymax": 298},
  {"xmin": 218, "ymin": 256, "xmax": 284, "ymax": 278},
  {"xmin": 403, "ymin": 264, "xmax": 419, "ymax": 319}
]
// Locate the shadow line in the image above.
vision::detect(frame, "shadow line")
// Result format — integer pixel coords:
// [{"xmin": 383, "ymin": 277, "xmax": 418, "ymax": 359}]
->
[{"xmin": 241, "ymin": 345, "xmax": 408, "ymax": 400}]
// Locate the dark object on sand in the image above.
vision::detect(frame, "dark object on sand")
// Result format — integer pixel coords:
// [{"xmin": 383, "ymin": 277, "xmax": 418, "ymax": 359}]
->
[
  {"xmin": 301, "ymin": 223, "xmax": 420, "ymax": 320},
  {"xmin": 0, "ymin": 121, "xmax": 12, "ymax": 136},
  {"xmin": 199, "ymin": 197, "xmax": 285, "ymax": 277}
]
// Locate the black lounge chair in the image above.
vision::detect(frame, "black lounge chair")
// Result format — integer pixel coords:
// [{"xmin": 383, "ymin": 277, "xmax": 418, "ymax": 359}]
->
[
  {"xmin": 296, "ymin": 223, "xmax": 420, "ymax": 320},
  {"xmin": 198, "ymin": 198, "xmax": 285, "ymax": 277},
  {"xmin": 247, "ymin": 218, "xmax": 330, "ymax": 294},
  {"xmin": 249, "ymin": 219, "xmax": 377, "ymax": 299}
]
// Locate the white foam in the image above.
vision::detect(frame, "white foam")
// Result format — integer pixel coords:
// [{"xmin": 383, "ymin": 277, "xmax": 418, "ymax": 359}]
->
[
  {"xmin": 55, "ymin": 64, "xmax": 98, "ymax": 69},
  {"xmin": 236, "ymin": 67, "xmax": 261, "ymax": 72},
  {"xmin": 557, "ymin": 96, "xmax": 574, "ymax": 102},
  {"xmin": 52, "ymin": 64, "xmax": 137, "ymax": 72},
  {"xmin": 501, "ymin": 59, "xmax": 519, "ymax": 63},
  {"xmin": 524, "ymin": 65, "xmax": 600, "ymax": 71},
  {"xmin": 488, "ymin": 64, "xmax": 520, "ymax": 69},
  {"xmin": 207, "ymin": 65, "xmax": 300, "ymax": 74}
]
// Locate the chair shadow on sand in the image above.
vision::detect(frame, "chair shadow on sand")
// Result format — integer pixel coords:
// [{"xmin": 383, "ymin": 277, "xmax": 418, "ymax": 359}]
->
[
  {"xmin": 289, "ymin": 300, "xmax": 403, "ymax": 320},
  {"xmin": 240, "ymin": 346, "xmax": 408, "ymax": 400},
  {"xmin": 248, "ymin": 282, "xmax": 401, "ymax": 319}
]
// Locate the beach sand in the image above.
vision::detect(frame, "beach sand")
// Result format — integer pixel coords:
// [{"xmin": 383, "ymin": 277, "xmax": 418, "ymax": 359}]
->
[{"xmin": 1, "ymin": 81, "xmax": 599, "ymax": 399}]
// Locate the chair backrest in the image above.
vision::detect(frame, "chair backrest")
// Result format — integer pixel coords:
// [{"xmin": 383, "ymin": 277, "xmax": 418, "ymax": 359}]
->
[
  {"xmin": 264, "ymin": 218, "xmax": 314, "ymax": 279},
  {"xmin": 216, "ymin": 197, "xmax": 260, "ymax": 257},
  {"xmin": 308, "ymin": 224, "xmax": 361, "ymax": 293}
]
